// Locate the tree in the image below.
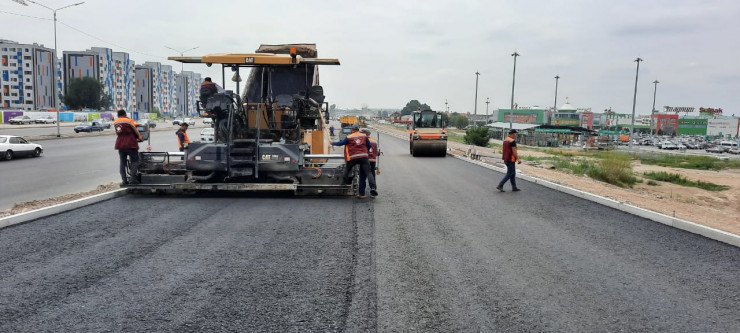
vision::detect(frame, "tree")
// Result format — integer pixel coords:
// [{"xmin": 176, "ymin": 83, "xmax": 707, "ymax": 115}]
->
[
  {"xmin": 401, "ymin": 100, "xmax": 431, "ymax": 116},
  {"xmin": 449, "ymin": 114, "xmax": 469, "ymax": 129},
  {"xmin": 63, "ymin": 77, "xmax": 109, "ymax": 110},
  {"xmin": 464, "ymin": 126, "xmax": 491, "ymax": 147}
]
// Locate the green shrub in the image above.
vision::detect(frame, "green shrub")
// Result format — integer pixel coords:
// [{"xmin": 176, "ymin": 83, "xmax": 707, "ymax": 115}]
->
[
  {"xmin": 587, "ymin": 152, "xmax": 636, "ymax": 187},
  {"xmin": 464, "ymin": 126, "xmax": 491, "ymax": 147},
  {"xmin": 638, "ymin": 154, "xmax": 740, "ymax": 170},
  {"xmin": 647, "ymin": 180, "xmax": 658, "ymax": 186}
]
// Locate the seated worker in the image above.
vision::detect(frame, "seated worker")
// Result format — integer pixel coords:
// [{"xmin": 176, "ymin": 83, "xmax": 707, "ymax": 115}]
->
[{"xmin": 199, "ymin": 77, "xmax": 225, "ymax": 107}]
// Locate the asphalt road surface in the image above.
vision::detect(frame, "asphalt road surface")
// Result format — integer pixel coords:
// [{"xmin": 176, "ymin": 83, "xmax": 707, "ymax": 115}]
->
[
  {"xmin": 1, "ymin": 132, "xmax": 738, "ymax": 331},
  {"xmin": 0, "ymin": 125, "xmax": 195, "ymax": 210}
]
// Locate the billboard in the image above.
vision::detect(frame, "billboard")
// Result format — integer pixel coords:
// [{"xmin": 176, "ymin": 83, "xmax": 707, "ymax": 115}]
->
[
  {"xmin": 707, "ymin": 118, "xmax": 739, "ymax": 137},
  {"xmin": 677, "ymin": 118, "xmax": 707, "ymax": 135},
  {"xmin": 503, "ymin": 113, "xmax": 538, "ymax": 124}
]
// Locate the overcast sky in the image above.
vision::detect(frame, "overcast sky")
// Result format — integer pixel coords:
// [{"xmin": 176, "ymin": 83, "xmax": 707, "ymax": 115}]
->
[{"xmin": 3, "ymin": 0, "xmax": 739, "ymax": 115}]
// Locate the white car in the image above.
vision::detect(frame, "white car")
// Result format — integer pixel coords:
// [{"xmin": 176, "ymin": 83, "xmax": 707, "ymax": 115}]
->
[
  {"xmin": 34, "ymin": 116, "xmax": 57, "ymax": 124},
  {"xmin": 0, "ymin": 135, "xmax": 43, "ymax": 160},
  {"xmin": 200, "ymin": 128, "xmax": 215, "ymax": 142},
  {"xmin": 184, "ymin": 118, "xmax": 196, "ymax": 126},
  {"xmin": 9, "ymin": 115, "xmax": 33, "ymax": 125},
  {"xmin": 660, "ymin": 141, "xmax": 678, "ymax": 150},
  {"xmin": 202, "ymin": 117, "xmax": 213, "ymax": 125}
]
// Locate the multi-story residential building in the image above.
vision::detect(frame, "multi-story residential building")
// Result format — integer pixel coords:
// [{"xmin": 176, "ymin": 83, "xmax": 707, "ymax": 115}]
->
[
  {"xmin": 141, "ymin": 61, "xmax": 176, "ymax": 115},
  {"xmin": 62, "ymin": 47, "xmax": 135, "ymax": 111},
  {"xmin": 0, "ymin": 40, "xmax": 56, "ymax": 110},
  {"xmin": 135, "ymin": 65, "xmax": 154, "ymax": 113},
  {"xmin": 175, "ymin": 71, "xmax": 202, "ymax": 117}
]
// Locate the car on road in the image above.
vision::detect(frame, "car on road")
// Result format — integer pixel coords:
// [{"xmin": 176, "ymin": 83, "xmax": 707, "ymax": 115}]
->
[
  {"xmin": 172, "ymin": 118, "xmax": 183, "ymax": 126},
  {"xmin": 200, "ymin": 127, "xmax": 215, "ymax": 142},
  {"xmin": 202, "ymin": 117, "xmax": 213, "ymax": 125},
  {"xmin": 0, "ymin": 135, "xmax": 43, "ymax": 160},
  {"xmin": 97, "ymin": 118, "xmax": 112, "ymax": 129},
  {"xmin": 184, "ymin": 118, "xmax": 195, "ymax": 126},
  {"xmin": 34, "ymin": 115, "xmax": 57, "ymax": 124},
  {"xmin": 74, "ymin": 121, "xmax": 104, "ymax": 133},
  {"xmin": 138, "ymin": 119, "xmax": 157, "ymax": 128},
  {"xmin": 9, "ymin": 115, "xmax": 33, "ymax": 125}
]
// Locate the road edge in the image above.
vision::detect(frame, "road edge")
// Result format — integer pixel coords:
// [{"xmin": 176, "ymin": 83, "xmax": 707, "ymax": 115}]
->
[
  {"xmin": 373, "ymin": 126, "xmax": 740, "ymax": 248},
  {"xmin": 0, "ymin": 189, "xmax": 128, "ymax": 230}
]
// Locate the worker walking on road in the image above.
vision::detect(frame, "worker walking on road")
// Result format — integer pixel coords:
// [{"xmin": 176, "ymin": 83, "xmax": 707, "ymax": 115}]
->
[
  {"xmin": 496, "ymin": 129, "xmax": 522, "ymax": 192},
  {"xmin": 332, "ymin": 124, "xmax": 378, "ymax": 199},
  {"xmin": 114, "ymin": 110, "xmax": 142, "ymax": 185},
  {"xmin": 176, "ymin": 123, "xmax": 190, "ymax": 152},
  {"xmin": 329, "ymin": 125, "xmax": 335, "ymax": 137}
]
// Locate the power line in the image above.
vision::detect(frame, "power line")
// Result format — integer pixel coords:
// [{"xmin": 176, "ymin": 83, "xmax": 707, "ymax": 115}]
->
[
  {"xmin": 0, "ymin": 9, "xmax": 51, "ymax": 20},
  {"xmin": 56, "ymin": 20, "xmax": 166, "ymax": 59}
]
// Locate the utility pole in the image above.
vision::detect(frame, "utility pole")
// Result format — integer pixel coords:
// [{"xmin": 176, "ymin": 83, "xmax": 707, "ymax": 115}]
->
[
  {"xmin": 651, "ymin": 80, "xmax": 659, "ymax": 136},
  {"xmin": 445, "ymin": 99, "xmax": 449, "ymax": 113},
  {"xmin": 485, "ymin": 97, "xmax": 490, "ymax": 116},
  {"xmin": 629, "ymin": 57, "xmax": 643, "ymax": 149},
  {"xmin": 165, "ymin": 46, "xmax": 198, "ymax": 117},
  {"xmin": 474, "ymin": 71, "xmax": 480, "ymax": 127},
  {"xmin": 510, "ymin": 52, "xmax": 520, "ymax": 130},
  {"xmin": 553, "ymin": 75, "xmax": 560, "ymax": 115}
]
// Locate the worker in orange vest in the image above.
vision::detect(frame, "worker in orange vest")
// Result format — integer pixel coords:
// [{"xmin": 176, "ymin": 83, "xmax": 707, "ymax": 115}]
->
[
  {"xmin": 331, "ymin": 124, "xmax": 378, "ymax": 199},
  {"xmin": 176, "ymin": 123, "xmax": 190, "ymax": 152}
]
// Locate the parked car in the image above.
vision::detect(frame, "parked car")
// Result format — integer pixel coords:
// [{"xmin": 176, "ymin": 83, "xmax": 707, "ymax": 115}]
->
[
  {"xmin": 136, "ymin": 124, "xmax": 150, "ymax": 141},
  {"xmin": 705, "ymin": 146, "xmax": 725, "ymax": 154},
  {"xmin": 97, "ymin": 118, "xmax": 112, "ymax": 129},
  {"xmin": 202, "ymin": 117, "xmax": 213, "ymax": 125},
  {"xmin": 660, "ymin": 141, "xmax": 678, "ymax": 150},
  {"xmin": 184, "ymin": 118, "xmax": 195, "ymax": 126},
  {"xmin": 34, "ymin": 116, "xmax": 57, "ymax": 124},
  {"xmin": 9, "ymin": 115, "xmax": 33, "ymax": 125},
  {"xmin": 172, "ymin": 118, "xmax": 183, "ymax": 126},
  {"xmin": 727, "ymin": 148, "xmax": 740, "ymax": 155},
  {"xmin": 74, "ymin": 121, "xmax": 104, "ymax": 133},
  {"xmin": 200, "ymin": 127, "xmax": 215, "ymax": 142},
  {"xmin": 0, "ymin": 135, "xmax": 43, "ymax": 160}
]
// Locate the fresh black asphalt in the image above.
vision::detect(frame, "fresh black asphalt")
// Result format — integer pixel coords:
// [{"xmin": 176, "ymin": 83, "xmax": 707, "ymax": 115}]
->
[{"xmin": 0, "ymin": 132, "xmax": 738, "ymax": 332}]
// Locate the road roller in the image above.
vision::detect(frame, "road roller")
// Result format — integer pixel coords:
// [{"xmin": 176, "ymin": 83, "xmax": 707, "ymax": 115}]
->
[{"xmin": 409, "ymin": 109, "xmax": 447, "ymax": 157}]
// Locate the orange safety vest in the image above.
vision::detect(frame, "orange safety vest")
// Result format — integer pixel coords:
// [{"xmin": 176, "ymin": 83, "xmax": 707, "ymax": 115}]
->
[{"xmin": 177, "ymin": 129, "xmax": 190, "ymax": 149}]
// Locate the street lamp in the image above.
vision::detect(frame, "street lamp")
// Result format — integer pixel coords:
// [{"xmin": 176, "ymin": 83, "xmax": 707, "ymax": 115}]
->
[
  {"xmin": 165, "ymin": 46, "xmax": 198, "ymax": 117},
  {"xmin": 485, "ymin": 97, "xmax": 490, "ymax": 116},
  {"xmin": 651, "ymin": 80, "xmax": 659, "ymax": 136},
  {"xmin": 23, "ymin": 0, "xmax": 85, "ymax": 138},
  {"xmin": 445, "ymin": 99, "xmax": 449, "ymax": 113},
  {"xmin": 164, "ymin": 45, "xmax": 199, "ymax": 72},
  {"xmin": 509, "ymin": 51, "xmax": 520, "ymax": 130},
  {"xmin": 629, "ymin": 57, "xmax": 643, "ymax": 149},
  {"xmin": 474, "ymin": 71, "xmax": 480, "ymax": 120},
  {"xmin": 553, "ymin": 75, "xmax": 560, "ymax": 122}
]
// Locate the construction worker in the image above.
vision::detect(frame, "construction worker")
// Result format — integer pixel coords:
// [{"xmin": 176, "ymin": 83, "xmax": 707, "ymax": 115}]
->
[
  {"xmin": 496, "ymin": 129, "xmax": 522, "ymax": 192},
  {"xmin": 362, "ymin": 129, "xmax": 379, "ymax": 175},
  {"xmin": 176, "ymin": 123, "xmax": 190, "ymax": 152},
  {"xmin": 199, "ymin": 77, "xmax": 225, "ymax": 107},
  {"xmin": 329, "ymin": 125, "xmax": 335, "ymax": 137},
  {"xmin": 113, "ymin": 110, "xmax": 142, "ymax": 185},
  {"xmin": 331, "ymin": 124, "xmax": 378, "ymax": 199}
]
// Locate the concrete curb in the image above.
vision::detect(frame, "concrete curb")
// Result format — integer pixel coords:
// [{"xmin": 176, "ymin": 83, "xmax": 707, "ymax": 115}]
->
[
  {"xmin": 0, "ymin": 189, "xmax": 128, "ymax": 230},
  {"xmin": 373, "ymin": 126, "xmax": 740, "ymax": 248}
]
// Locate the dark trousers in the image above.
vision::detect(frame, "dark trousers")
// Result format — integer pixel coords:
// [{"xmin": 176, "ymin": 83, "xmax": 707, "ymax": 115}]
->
[
  {"xmin": 498, "ymin": 161, "xmax": 517, "ymax": 189},
  {"xmin": 369, "ymin": 161, "xmax": 376, "ymax": 175},
  {"xmin": 344, "ymin": 158, "xmax": 376, "ymax": 195},
  {"xmin": 118, "ymin": 149, "xmax": 139, "ymax": 182}
]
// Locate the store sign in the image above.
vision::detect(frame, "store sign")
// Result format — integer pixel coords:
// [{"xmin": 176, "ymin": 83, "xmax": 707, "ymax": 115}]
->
[
  {"xmin": 699, "ymin": 107, "xmax": 723, "ymax": 115},
  {"xmin": 664, "ymin": 106, "xmax": 694, "ymax": 113}
]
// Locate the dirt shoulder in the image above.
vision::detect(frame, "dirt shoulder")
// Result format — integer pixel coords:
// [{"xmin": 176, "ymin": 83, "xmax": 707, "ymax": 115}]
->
[{"xmin": 376, "ymin": 123, "xmax": 740, "ymax": 236}]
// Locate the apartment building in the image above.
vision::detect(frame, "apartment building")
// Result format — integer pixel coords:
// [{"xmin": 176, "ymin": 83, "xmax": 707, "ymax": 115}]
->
[
  {"xmin": 175, "ymin": 71, "xmax": 202, "ymax": 117},
  {"xmin": 141, "ymin": 61, "xmax": 176, "ymax": 115},
  {"xmin": 0, "ymin": 40, "xmax": 56, "ymax": 110},
  {"xmin": 63, "ymin": 47, "xmax": 135, "ymax": 111}
]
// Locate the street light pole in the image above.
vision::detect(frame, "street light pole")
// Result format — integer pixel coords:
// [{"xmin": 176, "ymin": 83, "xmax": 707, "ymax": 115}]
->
[
  {"xmin": 553, "ymin": 75, "xmax": 560, "ymax": 120},
  {"xmin": 445, "ymin": 99, "xmax": 449, "ymax": 113},
  {"xmin": 486, "ymin": 97, "xmax": 490, "ymax": 116},
  {"xmin": 629, "ymin": 57, "xmax": 643, "ymax": 149},
  {"xmin": 25, "ymin": 0, "xmax": 85, "ymax": 138},
  {"xmin": 651, "ymin": 80, "xmax": 659, "ymax": 136},
  {"xmin": 510, "ymin": 52, "xmax": 520, "ymax": 130},
  {"xmin": 474, "ymin": 71, "xmax": 480, "ymax": 118}
]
